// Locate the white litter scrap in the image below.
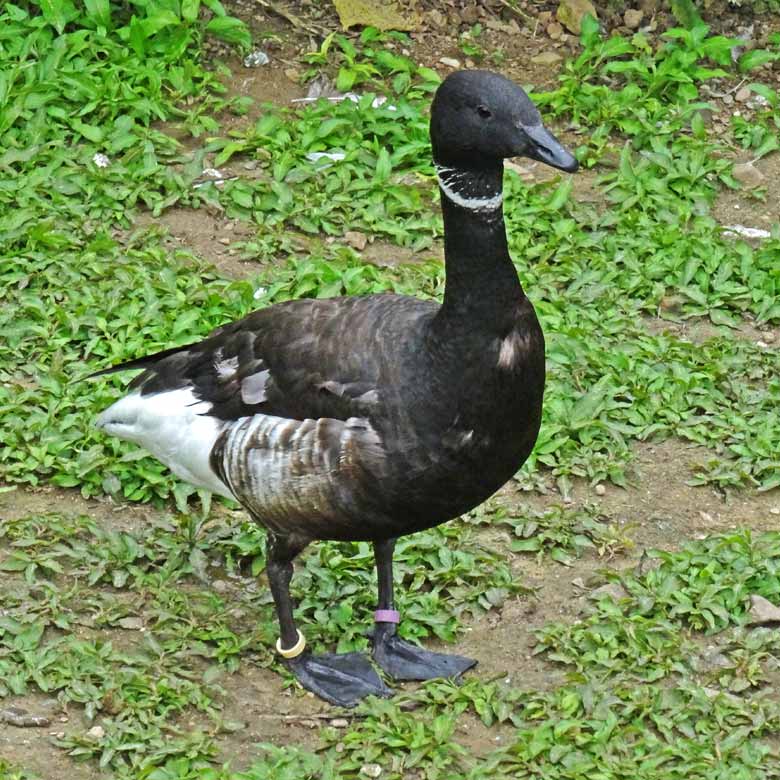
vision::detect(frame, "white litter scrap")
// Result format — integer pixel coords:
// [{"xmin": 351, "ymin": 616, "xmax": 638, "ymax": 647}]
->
[
  {"xmin": 253, "ymin": 286, "xmax": 267, "ymax": 300},
  {"xmin": 292, "ymin": 75, "xmax": 396, "ymax": 111},
  {"xmin": 292, "ymin": 93, "xmax": 396, "ymax": 110},
  {"xmin": 193, "ymin": 168, "xmax": 238, "ymax": 189},
  {"xmin": 722, "ymin": 224, "xmax": 772, "ymax": 240},
  {"xmin": 243, "ymin": 50, "xmax": 269, "ymax": 68},
  {"xmin": 305, "ymin": 152, "xmax": 346, "ymax": 163},
  {"xmin": 92, "ymin": 153, "xmax": 110, "ymax": 168}
]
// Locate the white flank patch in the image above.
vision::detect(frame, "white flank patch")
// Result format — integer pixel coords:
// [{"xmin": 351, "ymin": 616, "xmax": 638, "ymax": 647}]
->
[
  {"xmin": 214, "ymin": 355, "xmax": 239, "ymax": 380},
  {"xmin": 240, "ymin": 369, "xmax": 270, "ymax": 405},
  {"xmin": 435, "ymin": 166, "xmax": 503, "ymax": 213},
  {"xmin": 96, "ymin": 388, "xmax": 233, "ymax": 498},
  {"xmin": 498, "ymin": 330, "xmax": 527, "ymax": 369}
]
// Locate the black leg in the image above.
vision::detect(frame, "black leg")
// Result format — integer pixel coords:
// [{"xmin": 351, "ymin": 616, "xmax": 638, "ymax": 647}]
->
[
  {"xmin": 266, "ymin": 533, "xmax": 307, "ymax": 649},
  {"xmin": 372, "ymin": 537, "xmax": 477, "ymax": 682},
  {"xmin": 264, "ymin": 531, "xmax": 390, "ymax": 707}
]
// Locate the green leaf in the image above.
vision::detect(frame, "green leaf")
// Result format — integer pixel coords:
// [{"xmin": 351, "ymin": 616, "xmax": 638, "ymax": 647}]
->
[
  {"xmin": 181, "ymin": 0, "xmax": 201, "ymax": 23},
  {"xmin": 38, "ymin": 0, "xmax": 78, "ymax": 33},
  {"xmin": 738, "ymin": 49, "xmax": 778, "ymax": 73},
  {"xmin": 205, "ymin": 15, "xmax": 251, "ymax": 48},
  {"xmin": 83, "ymin": 0, "xmax": 111, "ymax": 28}
]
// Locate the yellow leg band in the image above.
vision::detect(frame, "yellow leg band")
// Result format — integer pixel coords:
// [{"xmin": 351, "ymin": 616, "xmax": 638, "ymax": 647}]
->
[{"xmin": 276, "ymin": 630, "xmax": 306, "ymax": 659}]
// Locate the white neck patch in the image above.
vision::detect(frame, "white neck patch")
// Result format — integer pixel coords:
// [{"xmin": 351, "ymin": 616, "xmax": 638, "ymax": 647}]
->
[{"xmin": 435, "ymin": 165, "xmax": 503, "ymax": 213}]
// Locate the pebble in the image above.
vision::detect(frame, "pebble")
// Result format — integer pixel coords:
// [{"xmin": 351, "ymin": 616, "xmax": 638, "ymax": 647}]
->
[
  {"xmin": 735, "ymin": 86, "xmax": 752, "ymax": 103},
  {"xmin": 345, "ymin": 231, "xmax": 368, "ymax": 251},
  {"xmin": 330, "ymin": 718, "xmax": 349, "ymax": 727},
  {"xmin": 547, "ymin": 21, "xmax": 564, "ymax": 40},
  {"xmin": 218, "ymin": 237, "xmax": 231, "ymax": 246},
  {"xmin": 439, "ymin": 57, "xmax": 461, "ymax": 69},
  {"xmin": 284, "ymin": 68, "xmax": 300, "ymax": 83},
  {"xmin": 361, "ymin": 765, "xmax": 383, "ymax": 779},
  {"xmin": 212, "ymin": 579, "xmax": 229, "ymax": 593},
  {"xmin": 556, "ymin": 0, "xmax": 598, "ymax": 34},
  {"xmin": 531, "ymin": 51, "xmax": 563, "ymax": 66},
  {"xmin": 594, "ymin": 484, "xmax": 606, "ymax": 496},
  {"xmin": 732, "ymin": 161, "xmax": 765, "ymax": 189},
  {"xmin": 746, "ymin": 594, "xmax": 780, "ymax": 624},
  {"xmin": 722, "ymin": 94, "xmax": 734, "ymax": 106},
  {"xmin": 770, "ymin": 507, "xmax": 780, "ymax": 516},
  {"xmin": 117, "ymin": 617, "xmax": 144, "ymax": 631},
  {"xmin": 624, "ymin": 9, "xmax": 643, "ymax": 29},
  {"xmin": 87, "ymin": 725, "xmax": 105, "ymax": 740}
]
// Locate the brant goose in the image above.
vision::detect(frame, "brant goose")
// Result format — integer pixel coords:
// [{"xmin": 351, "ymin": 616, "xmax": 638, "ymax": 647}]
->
[{"xmin": 93, "ymin": 70, "xmax": 578, "ymax": 706}]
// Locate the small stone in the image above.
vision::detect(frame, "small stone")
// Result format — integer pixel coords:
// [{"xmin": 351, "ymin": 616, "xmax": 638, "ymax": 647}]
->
[
  {"xmin": 361, "ymin": 765, "xmax": 383, "ymax": 779},
  {"xmin": 439, "ymin": 57, "xmax": 461, "ymax": 68},
  {"xmin": 330, "ymin": 718, "xmax": 349, "ymax": 727},
  {"xmin": 762, "ymin": 331, "xmax": 776, "ymax": 343},
  {"xmin": 335, "ymin": 742, "xmax": 345, "ymax": 752},
  {"xmin": 571, "ymin": 577, "xmax": 587, "ymax": 589},
  {"xmin": 624, "ymin": 9, "xmax": 643, "ymax": 29},
  {"xmin": 55, "ymin": 731, "xmax": 65, "ymax": 739},
  {"xmin": 344, "ymin": 231, "xmax": 368, "ymax": 251},
  {"xmin": 590, "ymin": 582, "xmax": 628, "ymax": 602},
  {"xmin": 747, "ymin": 594, "xmax": 780, "ymax": 625},
  {"xmin": 117, "ymin": 617, "xmax": 144, "ymax": 631},
  {"xmin": 218, "ymin": 237, "xmax": 231, "ymax": 246},
  {"xmin": 462, "ymin": 4, "xmax": 479, "ymax": 24},
  {"xmin": 594, "ymin": 484, "xmax": 606, "ymax": 496},
  {"xmin": 212, "ymin": 579, "xmax": 229, "ymax": 593},
  {"xmin": 531, "ymin": 51, "xmax": 563, "ymax": 66},
  {"xmin": 770, "ymin": 507, "xmax": 780, "ymax": 516},
  {"xmin": 722, "ymin": 94, "xmax": 734, "ymax": 106},
  {"xmin": 732, "ymin": 162, "xmax": 765, "ymax": 189},
  {"xmin": 284, "ymin": 68, "xmax": 300, "ymax": 83},
  {"xmin": 735, "ymin": 86, "xmax": 751, "ymax": 103},
  {"xmin": 547, "ymin": 21, "xmax": 564, "ymax": 39},
  {"xmin": 556, "ymin": 0, "xmax": 597, "ymax": 34},
  {"xmin": 429, "ymin": 10, "xmax": 446, "ymax": 28},
  {"xmin": 698, "ymin": 647, "xmax": 730, "ymax": 670},
  {"xmin": 87, "ymin": 725, "xmax": 105, "ymax": 740}
]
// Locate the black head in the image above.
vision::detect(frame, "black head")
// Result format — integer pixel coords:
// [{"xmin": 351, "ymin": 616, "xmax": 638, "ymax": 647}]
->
[{"xmin": 430, "ymin": 70, "xmax": 578, "ymax": 173}]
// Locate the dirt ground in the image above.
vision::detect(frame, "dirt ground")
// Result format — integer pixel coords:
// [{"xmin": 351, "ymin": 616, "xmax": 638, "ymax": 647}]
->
[{"xmin": 2, "ymin": 1, "xmax": 780, "ymax": 776}]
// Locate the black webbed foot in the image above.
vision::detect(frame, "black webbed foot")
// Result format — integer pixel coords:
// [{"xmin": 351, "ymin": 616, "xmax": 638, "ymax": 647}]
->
[
  {"xmin": 372, "ymin": 623, "xmax": 476, "ymax": 682},
  {"xmin": 287, "ymin": 651, "xmax": 391, "ymax": 707}
]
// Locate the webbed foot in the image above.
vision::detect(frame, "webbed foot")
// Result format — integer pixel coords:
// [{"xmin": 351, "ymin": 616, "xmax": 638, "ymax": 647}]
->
[
  {"xmin": 287, "ymin": 651, "xmax": 391, "ymax": 707},
  {"xmin": 372, "ymin": 623, "xmax": 476, "ymax": 682}
]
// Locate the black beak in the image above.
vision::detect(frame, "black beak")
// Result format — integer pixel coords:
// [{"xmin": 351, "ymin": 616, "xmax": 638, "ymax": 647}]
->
[{"xmin": 522, "ymin": 124, "xmax": 579, "ymax": 173}]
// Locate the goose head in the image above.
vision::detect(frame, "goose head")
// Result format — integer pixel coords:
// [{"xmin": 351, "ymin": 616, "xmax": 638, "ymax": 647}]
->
[{"xmin": 430, "ymin": 70, "xmax": 578, "ymax": 173}]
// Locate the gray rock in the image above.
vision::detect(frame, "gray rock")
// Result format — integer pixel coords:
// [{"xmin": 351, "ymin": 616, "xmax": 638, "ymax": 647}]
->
[
  {"xmin": 624, "ymin": 9, "xmax": 643, "ymax": 29},
  {"xmin": 746, "ymin": 594, "xmax": 780, "ymax": 625},
  {"xmin": 556, "ymin": 0, "xmax": 597, "ymax": 34},
  {"xmin": 531, "ymin": 51, "xmax": 563, "ymax": 66},
  {"xmin": 732, "ymin": 162, "xmax": 765, "ymax": 189}
]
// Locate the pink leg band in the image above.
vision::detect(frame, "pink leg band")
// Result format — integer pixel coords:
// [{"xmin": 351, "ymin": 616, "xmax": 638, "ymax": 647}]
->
[{"xmin": 374, "ymin": 609, "xmax": 400, "ymax": 624}]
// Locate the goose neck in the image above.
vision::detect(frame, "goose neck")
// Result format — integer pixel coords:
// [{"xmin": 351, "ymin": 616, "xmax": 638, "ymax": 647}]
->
[{"xmin": 435, "ymin": 161, "xmax": 523, "ymax": 326}]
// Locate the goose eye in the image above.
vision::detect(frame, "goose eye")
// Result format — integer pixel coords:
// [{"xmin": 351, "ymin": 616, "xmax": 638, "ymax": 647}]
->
[{"xmin": 477, "ymin": 105, "xmax": 492, "ymax": 119}]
